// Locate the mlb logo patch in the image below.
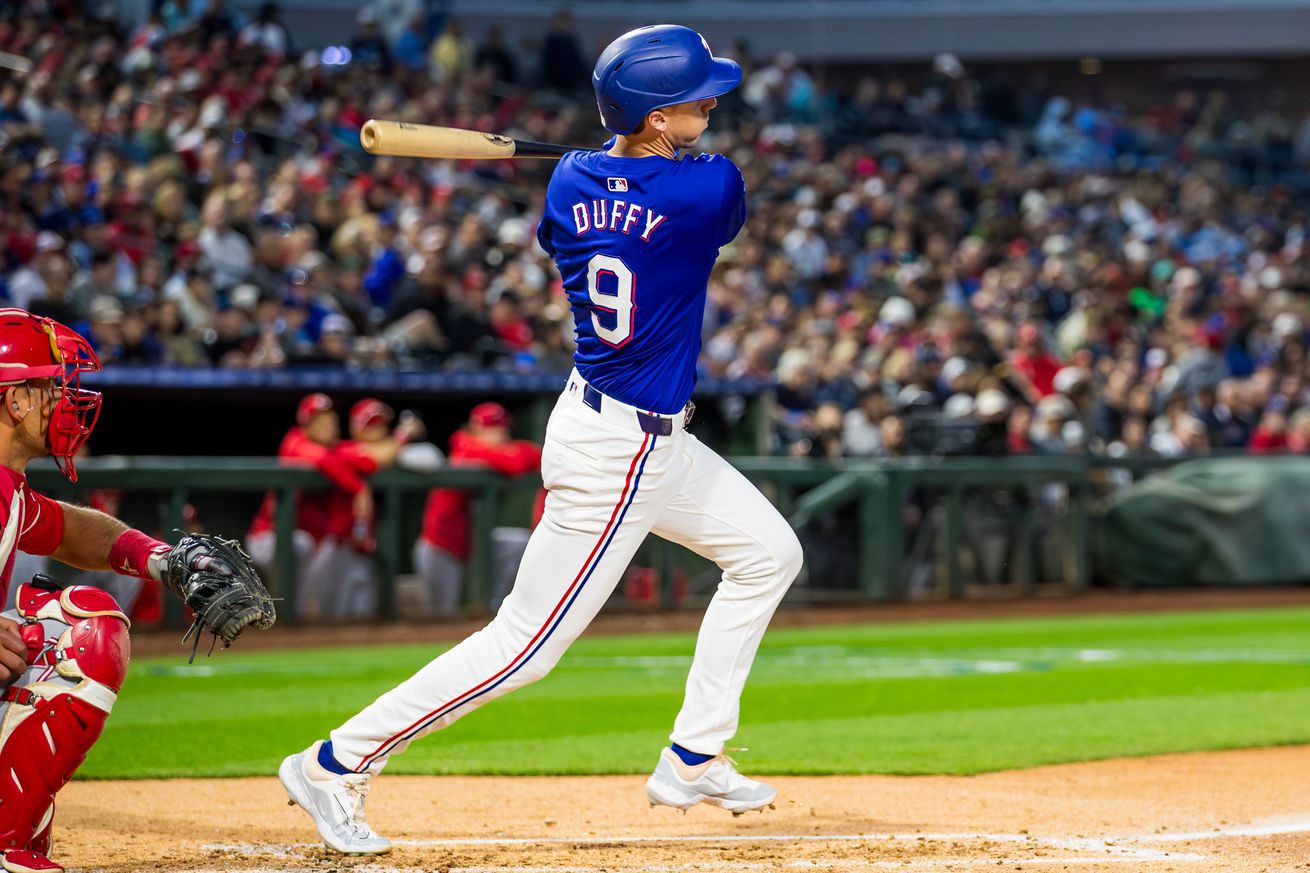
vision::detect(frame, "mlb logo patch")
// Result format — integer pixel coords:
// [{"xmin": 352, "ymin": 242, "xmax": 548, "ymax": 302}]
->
[{"xmin": 607, "ymin": 177, "xmax": 628, "ymax": 193}]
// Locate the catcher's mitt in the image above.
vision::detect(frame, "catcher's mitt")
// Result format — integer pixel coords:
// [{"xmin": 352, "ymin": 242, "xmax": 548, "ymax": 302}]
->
[{"xmin": 162, "ymin": 533, "xmax": 277, "ymax": 662}]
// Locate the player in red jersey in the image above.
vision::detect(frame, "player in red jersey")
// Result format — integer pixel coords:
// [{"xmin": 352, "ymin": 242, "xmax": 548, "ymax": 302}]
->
[
  {"xmin": 247, "ymin": 394, "xmax": 377, "ymax": 620},
  {"xmin": 320, "ymin": 398, "xmax": 424, "ymax": 619},
  {"xmin": 0, "ymin": 308, "xmax": 269, "ymax": 873},
  {"xmin": 415, "ymin": 402, "xmax": 542, "ymax": 616}
]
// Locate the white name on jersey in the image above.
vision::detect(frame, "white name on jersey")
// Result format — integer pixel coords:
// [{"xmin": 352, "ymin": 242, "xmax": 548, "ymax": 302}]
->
[{"xmin": 571, "ymin": 199, "xmax": 667, "ymax": 242}]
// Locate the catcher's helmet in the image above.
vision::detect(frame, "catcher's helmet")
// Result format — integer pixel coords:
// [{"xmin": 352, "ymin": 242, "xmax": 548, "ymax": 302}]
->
[
  {"xmin": 592, "ymin": 24, "xmax": 741, "ymax": 135},
  {"xmin": 0, "ymin": 308, "xmax": 101, "ymax": 481}
]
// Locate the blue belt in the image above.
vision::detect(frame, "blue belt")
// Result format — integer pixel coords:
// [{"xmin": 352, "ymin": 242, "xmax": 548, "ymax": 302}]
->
[{"xmin": 581, "ymin": 383, "xmax": 694, "ymax": 436}]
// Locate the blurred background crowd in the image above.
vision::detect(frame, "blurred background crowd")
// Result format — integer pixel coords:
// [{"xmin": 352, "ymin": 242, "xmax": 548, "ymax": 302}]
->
[{"xmin": 7, "ymin": 0, "xmax": 1310, "ymax": 460}]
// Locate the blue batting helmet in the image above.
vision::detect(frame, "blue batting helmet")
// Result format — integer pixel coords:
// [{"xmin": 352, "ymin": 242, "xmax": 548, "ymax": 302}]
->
[{"xmin": 592, "ymin": 25, "xmax": 742, "ymax": 135}]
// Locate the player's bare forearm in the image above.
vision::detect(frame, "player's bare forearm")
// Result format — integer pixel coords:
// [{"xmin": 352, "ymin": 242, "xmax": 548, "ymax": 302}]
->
[
  {"xmin": 355, "ymin": 438, "xmax": 402, "ymax": 468},
  {"xmin": 48, "ymin": 501, "xmax": 130, "ymax": 571}
]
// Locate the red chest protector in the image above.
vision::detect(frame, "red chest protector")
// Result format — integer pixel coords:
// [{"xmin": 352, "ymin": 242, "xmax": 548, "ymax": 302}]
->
[{"xmin": 0, "ymin": 583, "xmax": 129, "ymax": 867}]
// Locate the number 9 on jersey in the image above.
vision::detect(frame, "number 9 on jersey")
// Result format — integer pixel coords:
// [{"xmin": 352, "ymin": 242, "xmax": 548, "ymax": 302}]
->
[{"xmin": 586, "ymin": 254, "xmax": 635, "ymax": 347}]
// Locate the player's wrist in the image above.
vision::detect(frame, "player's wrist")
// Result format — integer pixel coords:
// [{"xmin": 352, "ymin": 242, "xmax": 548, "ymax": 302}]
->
[{"xmin": 110, "ymin": 529, "xmax": 171, "ymax": 581}]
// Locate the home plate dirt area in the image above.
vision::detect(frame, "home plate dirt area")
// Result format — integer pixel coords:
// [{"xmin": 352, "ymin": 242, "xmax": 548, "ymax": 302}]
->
[{"xmin": 59, "ymin": 745, "xmax": 1310, "ymax": 872}]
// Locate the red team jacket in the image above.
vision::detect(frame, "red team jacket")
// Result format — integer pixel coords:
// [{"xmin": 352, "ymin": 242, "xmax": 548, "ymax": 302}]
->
[
  {"xmin": 420, "ymin": 432, "xmax": 543, "ymax": 561},
  {"xmin": 249, "ymin": 428, "xmax": 379, "ymax": 543},
  {"xmin": 0, "ymin": 466, "xmax": 66, "ymax": 597},
  {"xmin": 322, "ymin": 440, "xmax": 381, "ymax": 544}
]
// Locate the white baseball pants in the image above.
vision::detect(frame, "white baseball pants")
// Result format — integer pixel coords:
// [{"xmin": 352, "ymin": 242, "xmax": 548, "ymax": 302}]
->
[{"xmin": 329, "ymin": 371, "xmax": 802, "ymax": 773}]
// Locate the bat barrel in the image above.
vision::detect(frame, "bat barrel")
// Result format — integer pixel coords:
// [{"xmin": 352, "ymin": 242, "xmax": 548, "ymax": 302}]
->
[
  {"xmin": 360, "ymin": 120, "xmax": 382, "ymax": 154},
  {"xmin": 358, "ymin": 119, "xmax": 580, "ymax": 160}
]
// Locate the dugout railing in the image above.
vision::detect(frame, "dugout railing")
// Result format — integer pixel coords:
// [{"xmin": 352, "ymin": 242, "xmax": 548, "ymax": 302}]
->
[{"xmin": 22, "ymin": 454, "xmax": 1178, "ymax": 628}]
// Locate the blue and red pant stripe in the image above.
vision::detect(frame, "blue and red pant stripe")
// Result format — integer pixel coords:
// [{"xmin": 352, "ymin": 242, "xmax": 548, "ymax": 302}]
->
[{"xmin": 354, "ymin": 432, "xmax": 658, "ymax": 771}]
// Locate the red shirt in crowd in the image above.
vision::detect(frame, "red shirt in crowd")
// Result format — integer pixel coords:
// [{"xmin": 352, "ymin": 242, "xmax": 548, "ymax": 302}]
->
[
  {"xmin": 249, "ymin": 427, "xmax": 374, "ymax": 542},
  {"xmin": 420, "ymin": 431, "xmax": 543, "ymax": 561},
  {"xmin": 1009, "ymin": 350, "xmax": 1063, "ymax": 398},
  {"xmin": 0, "ymin": 466, "xmax": 66, "ymax": 598},
  {"xmin": 1249, "ymin": 426, "xmax": 1290, "ymax": 455}
]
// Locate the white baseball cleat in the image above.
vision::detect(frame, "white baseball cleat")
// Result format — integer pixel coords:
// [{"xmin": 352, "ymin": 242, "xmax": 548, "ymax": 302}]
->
[
  {"xmin": 645, "ymin": 747, "xmax": 777, "ymax": 815},
  {"xmin": 279, "ymin": 741, "xmax": 392, "ymax": 854}
]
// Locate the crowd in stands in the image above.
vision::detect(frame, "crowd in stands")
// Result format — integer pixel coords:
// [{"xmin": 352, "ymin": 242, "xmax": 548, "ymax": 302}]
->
[{"xmin": 6, "ymin": 1, "xmax": 1310, "ymax": 459}]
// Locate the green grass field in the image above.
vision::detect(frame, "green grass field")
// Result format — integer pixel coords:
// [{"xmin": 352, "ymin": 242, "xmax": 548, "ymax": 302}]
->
[{"xmin": 82, "ymin": 606, "xmax": 1310, "ymax": 780}]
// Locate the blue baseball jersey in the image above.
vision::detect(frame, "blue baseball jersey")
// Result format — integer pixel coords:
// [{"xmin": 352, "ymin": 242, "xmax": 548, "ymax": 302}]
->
[{"xmin": 537, "ymin": 150, "xmax": 747, "ymax": 415}]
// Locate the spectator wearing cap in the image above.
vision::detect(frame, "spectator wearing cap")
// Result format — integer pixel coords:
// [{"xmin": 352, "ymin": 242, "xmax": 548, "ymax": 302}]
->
[
  {"xmin": 86, "ymin": 295, "xmax": 126, "ymax": 360},
  {"xmin": 415, "ymin": 403, "xmax": 542, "ymax": 617},
  {"xmin": 1031, "ymin": 395, "xmax": 1076, "ymax": 454},
  {"xmin": 67, "ymin": 206, "xmax": 112, "ymax": 272},
  {"xmin": 304, "ymin": 312, "xmax": 356, "ymax": 366}
]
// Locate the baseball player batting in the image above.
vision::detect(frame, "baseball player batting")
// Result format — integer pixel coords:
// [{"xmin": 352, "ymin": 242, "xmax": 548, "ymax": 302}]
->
[{"xmin": 280, "ymin": 25, "xmax": 803, "ymax": 854}]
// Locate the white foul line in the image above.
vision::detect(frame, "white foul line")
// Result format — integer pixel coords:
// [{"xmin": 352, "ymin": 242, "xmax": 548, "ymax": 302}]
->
[{"xmin": 1123, "ymin": 814, "xmax": 1310, "ymax": 842}]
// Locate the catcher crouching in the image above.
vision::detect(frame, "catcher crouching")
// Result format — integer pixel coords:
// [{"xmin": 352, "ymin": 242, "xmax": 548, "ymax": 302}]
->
[{"xmin": 0, "ymin": 309, "xmax": 275, "ymax": 873}]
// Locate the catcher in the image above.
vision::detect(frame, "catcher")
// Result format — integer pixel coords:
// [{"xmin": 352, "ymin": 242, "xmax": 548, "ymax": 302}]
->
[{"xmin": 0, "ymin": 309, "xmax": 274, "ymax": 873}]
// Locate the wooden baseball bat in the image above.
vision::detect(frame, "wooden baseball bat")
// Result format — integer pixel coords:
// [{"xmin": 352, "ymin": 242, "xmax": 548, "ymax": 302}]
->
[{"xmin": 360, "ymin": 120, "xmax": 577, "ymax": 160}]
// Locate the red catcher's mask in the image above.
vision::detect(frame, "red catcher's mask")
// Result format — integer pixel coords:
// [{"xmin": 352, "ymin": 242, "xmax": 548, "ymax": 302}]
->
[{"xmin": 0, "ymin": 309, "xmax": 102, "ymax": 481}]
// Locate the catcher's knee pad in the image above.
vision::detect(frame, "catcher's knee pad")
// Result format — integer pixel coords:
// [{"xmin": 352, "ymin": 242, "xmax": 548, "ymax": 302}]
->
[{"xmin": 0, "ymin": 584, "xmax": 129, "ymax": 853}]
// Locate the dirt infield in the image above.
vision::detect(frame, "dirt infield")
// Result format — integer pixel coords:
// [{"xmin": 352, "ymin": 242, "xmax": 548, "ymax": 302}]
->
[{"xmin": 60, "ymin": 745, "xmax": 1310, "ymax": 872}]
